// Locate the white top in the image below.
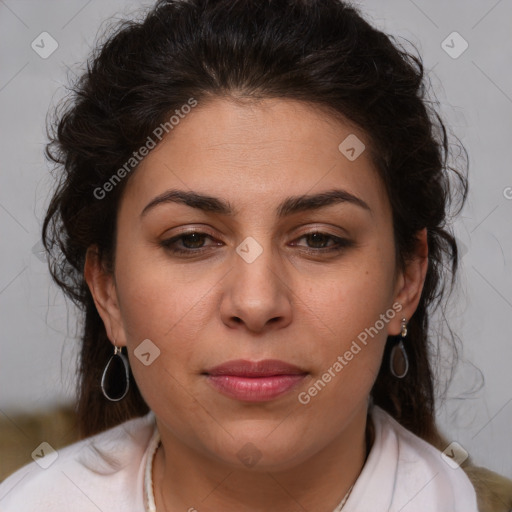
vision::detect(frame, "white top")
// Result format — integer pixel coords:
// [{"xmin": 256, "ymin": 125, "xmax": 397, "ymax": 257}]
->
[{"xmin": 0, "ymin": 405, "xmax": 479, "ymax": 512}]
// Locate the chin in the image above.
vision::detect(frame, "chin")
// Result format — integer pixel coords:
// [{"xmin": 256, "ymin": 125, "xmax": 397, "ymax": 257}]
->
[{"xmin": 208, "ymin": 429, "xmax": 317, "ymax": 473}]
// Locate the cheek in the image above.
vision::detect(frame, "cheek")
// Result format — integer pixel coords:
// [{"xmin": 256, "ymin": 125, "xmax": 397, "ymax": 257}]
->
[
  {"xmin": 114, "ymin": 257, "xmax": 214, "ymax": 411},
  {"xmin": 299, "ymin": 283, "xmax": 389, "ymax": 418},
  {"xmin": 113, "ymin": 243, "xmax": 215, "ymax": 360},
  {"xmin": 299, "ymin": 254, "xmax": 396, "ymax": 389},
  {"xmin": 311, "ymin": 257, "xmax": 396, "ymax": 340}
]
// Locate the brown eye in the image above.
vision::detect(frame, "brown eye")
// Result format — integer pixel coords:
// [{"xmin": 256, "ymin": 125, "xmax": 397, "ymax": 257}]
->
[
  {"xmin": 179, "ymin": 232, "xmax": 208, "ymax": 249},
  {"xmin": 160, "ymin": 231, "xmax": 222, "ymax": 255},
  {"xmin": 292, "ymin": 232, "xmax": 353, "ymax": 253},
  {"xmin": 303, "ymin": 232, "xmax": 333, "ymax": 248}
]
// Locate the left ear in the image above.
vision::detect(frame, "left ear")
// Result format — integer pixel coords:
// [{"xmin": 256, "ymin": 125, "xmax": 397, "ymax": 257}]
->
[{"xmin": 389, "ymin": 228, "xmax": 429, "ymax": 335}]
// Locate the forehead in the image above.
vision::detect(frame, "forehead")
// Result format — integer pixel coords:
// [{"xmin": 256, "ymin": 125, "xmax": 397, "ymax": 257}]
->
[{"xmin": 120, "ymin": 97, "xmax": 390, "ymax": 221}]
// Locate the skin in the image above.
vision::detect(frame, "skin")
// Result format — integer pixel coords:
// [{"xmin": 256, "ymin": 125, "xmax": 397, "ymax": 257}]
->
[{"xmin": 85, "ymin": 97, "xmax": 428, "ymax": 512}]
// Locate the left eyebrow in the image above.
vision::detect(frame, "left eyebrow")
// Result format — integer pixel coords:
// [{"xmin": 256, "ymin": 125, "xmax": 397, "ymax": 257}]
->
[
  {"xmin": 276, "ymin": 189, "xmax": 371, "ymax": 217},
  {"xmin": 140, "ymin": 188, "xmax": 371, "ymax": 219}
]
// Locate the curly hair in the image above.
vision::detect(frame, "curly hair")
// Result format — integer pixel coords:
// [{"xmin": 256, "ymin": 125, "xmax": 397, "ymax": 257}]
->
[{"xmin": 43, "ymin": 0, "xmax": 467, "ymax": 443}]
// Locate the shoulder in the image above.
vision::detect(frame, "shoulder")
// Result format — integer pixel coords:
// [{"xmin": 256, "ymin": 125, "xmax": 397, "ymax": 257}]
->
[
  {"xmin": 372, "ymin": 405, "xmax": 479, "ymax": 512},
  {"xmin": 0, "ymin": 411, "xmax": 156, "ymax": 512}
]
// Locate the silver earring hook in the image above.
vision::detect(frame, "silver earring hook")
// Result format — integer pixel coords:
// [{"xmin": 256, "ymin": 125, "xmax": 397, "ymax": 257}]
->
[{"xmin": 401, "ymin": 318, "xmax": 407, "ymax": 337}]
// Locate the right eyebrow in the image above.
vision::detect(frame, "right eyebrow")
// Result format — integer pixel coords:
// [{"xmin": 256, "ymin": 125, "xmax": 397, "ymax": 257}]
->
[{"xmin": 140, "ymin": 190, "xmax": 234, "ymax": 218}]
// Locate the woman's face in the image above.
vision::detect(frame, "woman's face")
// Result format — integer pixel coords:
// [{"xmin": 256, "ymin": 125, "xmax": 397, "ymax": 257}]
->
[{"xmin": 89, "ymin": 97, "xmax": 424, "ymax": 470}]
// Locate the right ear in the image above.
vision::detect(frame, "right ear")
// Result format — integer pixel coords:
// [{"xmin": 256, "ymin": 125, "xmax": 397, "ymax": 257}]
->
[{"xmin": 84, "ymin": 245, "xmax": 127, "ymax": 348}]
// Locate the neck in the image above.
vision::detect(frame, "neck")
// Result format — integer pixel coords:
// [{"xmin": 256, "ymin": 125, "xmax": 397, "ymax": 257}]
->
[{"xmin": 152, "ymin": 404, "xmax": 374, "ymax": 512}]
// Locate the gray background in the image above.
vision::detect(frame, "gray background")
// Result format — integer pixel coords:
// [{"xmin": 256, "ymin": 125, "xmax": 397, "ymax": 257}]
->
[{"xmin": 0, "ymin": 0, "xmax": 511, "ymax": 477}]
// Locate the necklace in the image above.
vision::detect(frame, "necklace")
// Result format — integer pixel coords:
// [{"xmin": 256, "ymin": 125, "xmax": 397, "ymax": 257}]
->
[
  {"xmin": 143, "ymin": 427, "xmax": 357, "ymax": 512},
  {"xmin": 144, "ymin": 427, "xmax": 161, "ymax": 512}
]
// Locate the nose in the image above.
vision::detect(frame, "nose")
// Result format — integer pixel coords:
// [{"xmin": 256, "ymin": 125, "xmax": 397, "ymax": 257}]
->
[{"xmin": 219, "ymin": 238, "xmax": 293, "ymax": 333}]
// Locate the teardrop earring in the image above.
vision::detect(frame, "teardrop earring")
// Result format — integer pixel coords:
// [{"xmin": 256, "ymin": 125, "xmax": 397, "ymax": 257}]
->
[
  {"xmin": 101, "ymin": 342, "xmax": 130, "ymax": 401},
  {"xmin": 389, "ymin": 318, "xmax": 409, "ymax": 379}
]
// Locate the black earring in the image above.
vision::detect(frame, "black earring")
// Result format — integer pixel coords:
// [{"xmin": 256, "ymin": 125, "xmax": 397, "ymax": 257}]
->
[
  {"xmin": 101, "ymin": 343, "xmax": 130, "ymax": 401},
  {"xmin": 390, "ymin": 318, "xmax": 409, "ymax": 379}
]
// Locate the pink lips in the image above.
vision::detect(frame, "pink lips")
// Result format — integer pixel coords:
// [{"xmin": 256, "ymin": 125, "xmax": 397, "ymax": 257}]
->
[{"xmin": 204, "ymin": 359, "xmax": 308, "ymax": 402}]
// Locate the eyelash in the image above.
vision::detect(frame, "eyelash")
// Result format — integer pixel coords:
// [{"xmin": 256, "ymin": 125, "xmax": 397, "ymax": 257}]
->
[{"xmin": 160, "ymin": 231, "xmax": 353, "ymax": 256}]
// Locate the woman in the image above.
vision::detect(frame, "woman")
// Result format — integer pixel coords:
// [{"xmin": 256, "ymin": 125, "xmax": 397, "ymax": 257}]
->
[{"xmin": 0, "ymin": 0, "xmax": 509, "ymax": 510}]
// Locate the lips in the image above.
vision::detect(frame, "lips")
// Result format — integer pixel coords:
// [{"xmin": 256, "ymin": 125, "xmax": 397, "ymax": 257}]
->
[
  {"xmin": 204, "ymin": 359, "xmax": 308, "ymax": 402},
  {"xmin": 205, "ymin": 359, "xmax": 306, "ymax": 377}
]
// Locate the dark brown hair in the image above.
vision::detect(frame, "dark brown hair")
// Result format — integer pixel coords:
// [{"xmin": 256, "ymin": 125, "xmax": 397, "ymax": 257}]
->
[{"xmin": 43, "ymin": 0, "xmax": 467, "ymax": 442}]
